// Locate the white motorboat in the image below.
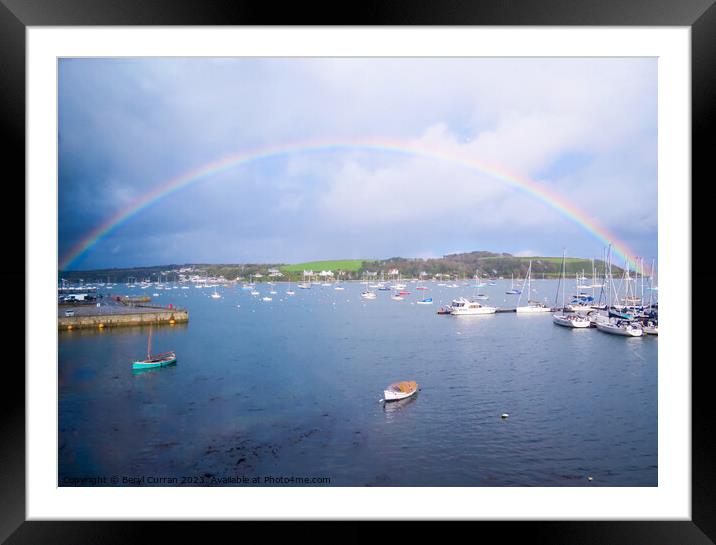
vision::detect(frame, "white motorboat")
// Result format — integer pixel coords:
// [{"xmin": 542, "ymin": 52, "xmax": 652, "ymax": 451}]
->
[
  {"xmin": 361, "ymin": 291, "xmax": 377, "ymax": 299},
  {"xmin": 450, "ymin": 297, "xmax": 497, "ymax": 315},
  {"xmin": 596, "ymin": 319, "xmax": 644, "ymax": 337},
  {"xmin": 383, "ymin": 381, "xmax": 418, "ymax": 402}
]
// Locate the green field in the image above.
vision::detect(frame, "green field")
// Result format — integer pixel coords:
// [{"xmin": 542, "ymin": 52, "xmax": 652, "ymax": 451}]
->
[{"xmin": 280, "ymin": 259, "xmax": 365, "ymax": 272}]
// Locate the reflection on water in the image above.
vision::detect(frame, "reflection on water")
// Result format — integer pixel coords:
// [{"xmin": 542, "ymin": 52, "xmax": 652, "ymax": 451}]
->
[
  {"xmin": 59, "ymin": 279, "xmax": 657, "ymax": 486},
  {"xmin": 383, "ymin": 393, "xmax": 418, "ymax": 419}
]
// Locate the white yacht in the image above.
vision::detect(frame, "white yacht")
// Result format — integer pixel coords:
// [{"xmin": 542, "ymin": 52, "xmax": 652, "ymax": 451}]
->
[
  {"xmin": 517, "ymin": 302, "xmax": 552, "ymax": 313},
  {"xmin": 515, "ymin": 261, "xmax": 552, "ymax": 313},
  {"xmin": 552, "ymin": 250, "xmax": 592, "ymax": 328},
  {"xmin": 596, "ymin": 318, "xmax": 644, "ymax": 337},
  {"xmin": 449, "ymin": 297, "xmax": 497, "ymax": 315},
  {"xmin": 553, "ymin": 313, "xmax": 591, "ymax": 328}
]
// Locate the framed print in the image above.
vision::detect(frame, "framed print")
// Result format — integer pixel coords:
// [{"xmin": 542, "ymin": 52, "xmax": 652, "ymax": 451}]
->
[{"xmin": 5, "ymin": 0, "xmax": 712, "ymax": 542}]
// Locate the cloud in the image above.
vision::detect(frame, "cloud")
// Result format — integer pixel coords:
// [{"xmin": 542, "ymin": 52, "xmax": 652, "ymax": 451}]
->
[{"xmin": 58, "ymin": 57, "xmax": 657, "ymax": 269}]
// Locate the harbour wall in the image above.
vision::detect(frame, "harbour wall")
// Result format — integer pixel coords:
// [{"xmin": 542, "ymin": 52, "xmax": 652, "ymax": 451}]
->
[{"xmin": 58, "ymin": 309, "xmax": 189, "ymax": 330}]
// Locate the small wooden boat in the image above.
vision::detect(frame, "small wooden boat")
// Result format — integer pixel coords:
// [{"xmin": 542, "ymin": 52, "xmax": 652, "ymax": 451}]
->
[
  {"xmin": 132, "ymin": 351, "xmax": 177, "ymax": 370},
  {"xmin": 132, "ymin": 326, "xmax": 177, "ymax": 369},
  {"xmin": 384, "ymin": 381, "xmax": 418, "ymax": 401}
]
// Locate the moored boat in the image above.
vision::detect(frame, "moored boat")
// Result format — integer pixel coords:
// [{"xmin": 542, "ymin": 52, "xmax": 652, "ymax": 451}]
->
[
  {"xmin": 132, "ymin": 326, "xmax": 177, "ymax": 369},
  {"xmin": 553, "ymin": 313, "xmax": 591, "ymax": 328},
  {"xmin": 642, "ymin": 321, "xmax": 658, "ymax": 335},
  {"xmin": 132, "ymin": 351, "xmax": 177, "ymax": 370},
  {"xmin": 552, "ymin": 250, "xmax": 592, "ymax": 328},
  {"xmin": 383, "ymin": 380, "xmax": 418, "ymax": 401},
  {"xmin": 595, "ymin": 318, "xmax": 644, "ymax": 337},
  {"xmin": 450, "ymin": 297, "xmax": 497, "ymax": 315},
  {"xmin": 517, "ymin": 302, "xmax": 552, "ymax": 313}
]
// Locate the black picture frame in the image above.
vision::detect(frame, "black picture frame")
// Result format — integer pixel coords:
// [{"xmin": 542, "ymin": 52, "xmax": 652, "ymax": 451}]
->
[{"xmin": 4, "ymin": 0, "xmax": 710, "ymax": 542}]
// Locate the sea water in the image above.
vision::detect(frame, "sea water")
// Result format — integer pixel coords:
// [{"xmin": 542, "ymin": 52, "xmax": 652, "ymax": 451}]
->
[{"xmin": 58, "ymin": 279, "xmax": 657, "ymax": 486}]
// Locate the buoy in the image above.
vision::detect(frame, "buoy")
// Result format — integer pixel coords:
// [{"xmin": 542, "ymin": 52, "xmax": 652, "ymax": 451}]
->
[
  {"xmin": 501, "ymin": 413, "xmax": 509, "ymax": 419},
  {"xmin": 169, "ymin": 319, "xmax": 175, "ymax": 324},
  {"xmin": 67, "ymin": 325, "xmax": 73, "ymax": 330},
  {"xmin": 98, "ymin": 323, "xmax": 105, "ymax": 328},
  {"xmin": 587, "ymin": 476, "xmax": 593, "ymax": 481}
]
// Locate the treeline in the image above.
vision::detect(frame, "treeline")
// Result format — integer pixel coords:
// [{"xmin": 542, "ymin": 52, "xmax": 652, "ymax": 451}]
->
[
  {"xmin": 362, "ymin": 251, "xmax": 621, "ymax": 279},
  {"xmin": 59, "ymin": 251, "xmax": 627, "ymax": 283}
]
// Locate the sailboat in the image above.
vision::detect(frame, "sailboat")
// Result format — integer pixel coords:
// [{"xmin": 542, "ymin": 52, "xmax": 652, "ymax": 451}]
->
[
  {"xmin": 516, "ymin": 261, "xmax": 551, "ymax": 313},
  {"xmin": 472, "ymin": 270, "xmax": 489, "ymax": 299},
  {"xmin": 595, "ymin": 318, "xmax": 644, "ymax": 337},
  {"xmin": 553, "ymin": 250, "xmax": 591, "ymax": 328},
  {"xmin": 211, "ymin": 287, "xmax": 221, "ymax": 299},
  {"xmin": 132, "ymin": 326, "xmax": 177, "ymax": 370},
  {"xmin": 505, "ymin": 273, "xmax": 521, "ymax": 295},
  {"xmin": 286, "ymin": 278, "xmax": 295, "ymax": 296}
]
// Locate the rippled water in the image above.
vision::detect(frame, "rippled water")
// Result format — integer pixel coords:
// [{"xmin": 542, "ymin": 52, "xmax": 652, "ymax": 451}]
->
[{"xmin": 58, "ymin": 279, "xmax": 657, "ymax": 486}]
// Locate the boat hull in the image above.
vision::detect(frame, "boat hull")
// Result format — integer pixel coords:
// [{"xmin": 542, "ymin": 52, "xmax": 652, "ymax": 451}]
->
[
  {"xmin": 516, "ymin": 306, "xmax": 552, "ymax": 313},
  {"xmin": 384, "ymin": 387, "xmax": 418, "ymax": 401},
  {"xmin": 132, "ymin": 354, "xmax": 177, "ymax": 370},
  {"xmin": 596, "ymin": 322, "xmax": 643, "ymax": 336},
  {"xmin": 553, "ymin": 314, "xmax": 591, "ymax": 328},
  {"xmin": 451, "ymin": 307, "xmax": 496, "ymax": 315}
]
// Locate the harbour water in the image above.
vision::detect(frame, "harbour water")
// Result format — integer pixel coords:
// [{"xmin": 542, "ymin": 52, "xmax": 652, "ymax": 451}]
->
[{"xmin": 58, "ymin": 279, "xmax": 657, "ymax": 486}]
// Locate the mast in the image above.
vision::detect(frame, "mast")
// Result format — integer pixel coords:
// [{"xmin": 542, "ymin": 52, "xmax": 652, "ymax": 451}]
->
[
  {"xmin": 554, "ymin": 251, "xmax": 563, "ymax": 309},
  {"xmin": 527, "ymin": 260, "xmax": 532, "ymax": 303},
  {"xmin": 147, "ymin": 325, "xmax": 153, "ymax": 358},
  {"xmin": 562, "ymin": 251, "xmax": 566, "ymax": 310}
]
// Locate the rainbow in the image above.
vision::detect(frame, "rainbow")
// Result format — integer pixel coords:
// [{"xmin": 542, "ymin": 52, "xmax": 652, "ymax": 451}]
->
[{"xmin": 59, "ymin": 138, "xmax": 641, "ymax": 271}]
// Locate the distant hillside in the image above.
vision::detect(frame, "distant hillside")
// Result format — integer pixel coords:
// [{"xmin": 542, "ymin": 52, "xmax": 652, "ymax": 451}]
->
[
  {"xmin": 59, "ymin": 251, "xmax": 626, "ymax": 282},
  {"xmin": 362, "ymin": 251, "xmax": 622, "ymax": 279}
]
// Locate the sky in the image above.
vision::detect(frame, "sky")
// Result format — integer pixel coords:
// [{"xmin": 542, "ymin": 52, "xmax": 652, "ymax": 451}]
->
[{"xmin": 58, "ymin": 58, "xmax": 657, "ymax": 270}]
